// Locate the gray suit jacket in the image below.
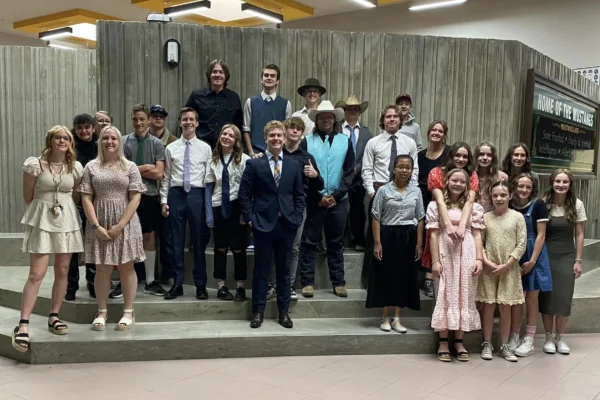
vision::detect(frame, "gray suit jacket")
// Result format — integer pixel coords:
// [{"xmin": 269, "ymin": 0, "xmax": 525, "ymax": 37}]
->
[{"xmin": 353, "ymin": 125, "xmax": 373, "ymax": 184}]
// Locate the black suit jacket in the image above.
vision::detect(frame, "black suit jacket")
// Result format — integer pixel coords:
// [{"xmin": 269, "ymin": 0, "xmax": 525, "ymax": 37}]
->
[{"xmin": 238, "ymin": 155, "xmax": 306, "ymax": 233}]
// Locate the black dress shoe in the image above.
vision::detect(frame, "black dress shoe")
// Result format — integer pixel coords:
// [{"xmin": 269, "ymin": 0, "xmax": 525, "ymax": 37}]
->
[
  {"xmin": 164, "ymin": 285, "xmax": 183, "ymax": 300},
  {"xmin": 234, "ymin": 287, "xmax": 246, "ymax": 302},
  {"xmin": 196, "ymin": 286, "xmax": 208, "ymax": 300},
  {"xmin": 250, "ymin": 313, "xmax": 264, "ymax": 328},
  {"xmin": 64, "ymin": 290, "xmax": 76, "ymax": 301},
  {"xmin": 278, "ymin": 313, "xmax": 293, "ymax": 329},
  {"xmin": 217, "ymin": 286, "xmax": 234, "ymax": 301}
]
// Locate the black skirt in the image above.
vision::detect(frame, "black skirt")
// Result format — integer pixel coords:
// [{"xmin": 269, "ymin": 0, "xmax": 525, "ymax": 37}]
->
[{"xmin": 365, "ymin": 224, "xmax": 421, "ymax": 310}]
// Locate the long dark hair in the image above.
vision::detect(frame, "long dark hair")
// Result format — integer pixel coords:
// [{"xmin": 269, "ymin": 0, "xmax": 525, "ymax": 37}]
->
[
  {"xmin": 501, "ymin": 142, "xmax": 532, "ymax": 177},
  {"xmin": 442, "ymin": 141, "xmax": 474, "ymax": 176},
  {"xmin": 543, "ymin": 169, "xmax": 578, "ymax": 223},
  {"xmin": 474, "ymin": 141, "xmax": 501, "ymax": 200}
]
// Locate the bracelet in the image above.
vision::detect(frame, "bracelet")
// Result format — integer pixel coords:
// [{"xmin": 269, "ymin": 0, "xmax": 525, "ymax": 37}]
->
[
  {"xmin": 575, "ymin": 259, "xmax": 583, "ymax": 262},
  {"xmin": 417, "ymin": 244, "xmax": 424, "ymax": 247},
  {"xmin": 476, "ymin": 258, "xmax": 482, "ymax": 261},
  {"xmin": 432, "ymin": 260, "xmax": 440, "ymax": 266}
]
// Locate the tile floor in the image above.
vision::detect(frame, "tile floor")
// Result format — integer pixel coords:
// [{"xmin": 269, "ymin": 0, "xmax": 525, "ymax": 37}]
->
[{"xmin": 0, "ymin": 334, "xmax": 599, "ymax": 400}]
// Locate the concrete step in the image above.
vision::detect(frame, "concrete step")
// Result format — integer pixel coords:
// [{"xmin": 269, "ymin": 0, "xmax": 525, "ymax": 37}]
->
[
  {"xmin": 0, "ymin": 306, "xmax": 486, "ymax": 364},
  {"xmin": 0, "ymin": 266, "xmax": 433, "ymax": 323}
]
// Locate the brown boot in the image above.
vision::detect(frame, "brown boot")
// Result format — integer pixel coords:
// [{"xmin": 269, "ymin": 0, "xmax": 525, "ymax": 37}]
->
[
  {"xmin": 302, "ymin": 286, "xmax": 314, "ymax": 298},
  {"xmin": 333, "ymin": 286, "xmax": 347, "ymax": 297}
]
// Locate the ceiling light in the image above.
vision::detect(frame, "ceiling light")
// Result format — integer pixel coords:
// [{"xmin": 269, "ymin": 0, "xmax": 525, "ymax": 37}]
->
[
  {"xmin": 165, "ymin": 1, "xmax": 211, "ymax": 18},
  {"xmin": 352, "ymin": 0, "xmax": 377, "ymax": 7},
  {"xmin": 38, "ymin": 27, "xmax": 73, "ymax": 40},
  {"xmin": 409, "ymin": 0, "xmax": 466, "ymax": 11},
  {"xmin": 70, "ymin": 23, "xmax": 96, "ymax": 42},
  {"xmin": 241, "ymin": 3, "xmax": 283, "ymax": 24}
]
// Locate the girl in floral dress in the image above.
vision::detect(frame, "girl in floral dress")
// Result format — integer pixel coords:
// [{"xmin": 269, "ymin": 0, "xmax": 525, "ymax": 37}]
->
[{"xmin": 427, "ymin": 168, "xmax": 484, "ymax": 362}]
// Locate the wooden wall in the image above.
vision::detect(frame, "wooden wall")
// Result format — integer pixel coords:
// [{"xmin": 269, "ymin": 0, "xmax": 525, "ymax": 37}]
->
[
  {"xmin": 0, "ymin": 46, "xmax": 96, "ymax": 233},
  {"xmin": 96, "ymin": 21, "xmax": 600, "ymax": 237}
]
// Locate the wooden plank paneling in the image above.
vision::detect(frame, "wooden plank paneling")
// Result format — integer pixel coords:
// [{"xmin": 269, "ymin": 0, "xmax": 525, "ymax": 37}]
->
[
  {"xmin": 0, "ymin": 46, "xmax": 96, "ymax": 232},
  {"xmin": 95, "ymin": 21, "xmax": 600, "ymax": 237}
]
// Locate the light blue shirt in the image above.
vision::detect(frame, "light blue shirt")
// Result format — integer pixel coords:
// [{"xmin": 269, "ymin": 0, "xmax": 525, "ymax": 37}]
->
[{"xmin": 265, "ymin": 150, "xmax": 283, "ymax": 177}]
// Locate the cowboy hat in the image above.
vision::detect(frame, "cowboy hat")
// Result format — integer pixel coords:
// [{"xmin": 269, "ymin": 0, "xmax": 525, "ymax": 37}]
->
[
  {"xmin": 297, "ymin": 78, "xmax": 327, "ymax": 96},
  {"xmin": 308, "ymin": 100, "xmax": 345, "ymax": 123},
  {"xmin": 335, "ymin": 95, "xmax": 369, "ymax": 114}
]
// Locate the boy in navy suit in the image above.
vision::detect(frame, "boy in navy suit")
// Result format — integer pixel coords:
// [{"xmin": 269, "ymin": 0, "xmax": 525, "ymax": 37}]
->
[{"xmin": 239, "ymin": 121, "xmax": 306, "ymax": 329}]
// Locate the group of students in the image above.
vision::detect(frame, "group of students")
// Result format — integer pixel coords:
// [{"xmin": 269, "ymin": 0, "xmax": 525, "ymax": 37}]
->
[
  {"xmin": 369, "ymin": 126, "xmax": 586, "ymax": 363},
  {"xmin": 11, "ymin": 58, "xmax": 586, "ymax": 366}
]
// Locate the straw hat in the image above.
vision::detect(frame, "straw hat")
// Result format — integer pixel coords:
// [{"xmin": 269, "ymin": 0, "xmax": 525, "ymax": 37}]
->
[
  {"xmin": 335, "ymin": 95, "xmax": 369, "ymax": 114},
  {"xmin": 308, "ymin": 100, "xmax": 345, "ymax": 122}
]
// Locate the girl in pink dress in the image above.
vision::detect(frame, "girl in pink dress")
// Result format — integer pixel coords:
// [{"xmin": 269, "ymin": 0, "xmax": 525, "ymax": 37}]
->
[{"xmin": 427, "ymin": 168, "xmax": 484, "ymax": 362}]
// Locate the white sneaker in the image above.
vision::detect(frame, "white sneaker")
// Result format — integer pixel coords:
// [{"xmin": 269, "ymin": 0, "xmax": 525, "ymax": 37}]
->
[
  {"xmin": 380, "ymin": 317, "xmax": 391, "ymax": 332},
  {"xmin": 290, "ymin": 288, "xmax": 298, "ymax": 301},
  {"xmin": 514, "ymin": 336, "xmax": 535, "ymax": 357},
  {"xmin": 543, "ymin": 332, "xmax": 556, "ymax": 354},
  {"xmin": 499, "ymin": 344, "xmax": 518, "ymax": 362},
  {"xmin": 391, "ymin": 318, "xmax": 407, "ymax": 333},
  {"xmin": 555, "ymin": 335, "xmax": 570, "ymax": 355},
  {"xmin": 508, "ymin": 332, "xmax": 521, "ymax": 352},
  {"xmin": 266, "ymin": 287, "xmax": 276, "ymax": 300},
  {"xmin": 481, "ymin": 342, "xmax": 494, "ymax": 360}
]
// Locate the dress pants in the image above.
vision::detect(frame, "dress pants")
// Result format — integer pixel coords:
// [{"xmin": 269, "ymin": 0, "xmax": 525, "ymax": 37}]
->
[
  {"xmin": 348, "ymin": 183, "xmax": 367, "ymax": 247},
  {"xmin": 67, "ymin": 207, "xmax": 95, "ymax": 292},
  {"xmin": 159, "ymin": 211, "xmax": 174, "ymax": 280},
  {"xmin": 299, "ymin": 198, "xmax": 348, "ymax": 288},
  {"xmin": 168, "ymin": 187, "xmax": 209, "ymax": 287},
  {"xmin": 269, "ymin": 210, "xmax": 306, "ymax": 288},
  {"xmin": 252, "ymin": 219, "xmax": 297, "ymax": 314}
]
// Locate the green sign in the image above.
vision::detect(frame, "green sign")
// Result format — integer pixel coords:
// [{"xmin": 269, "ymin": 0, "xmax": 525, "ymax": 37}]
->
[{"xmin": 528, "ymin": 80, "xmax": 598, "ymax": 174}]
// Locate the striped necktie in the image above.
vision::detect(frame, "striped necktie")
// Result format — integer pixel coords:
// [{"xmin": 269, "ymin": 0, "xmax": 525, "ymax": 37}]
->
[{"xmin": 272, "ymin": 156, "xmax": 280, "ymax": 188}]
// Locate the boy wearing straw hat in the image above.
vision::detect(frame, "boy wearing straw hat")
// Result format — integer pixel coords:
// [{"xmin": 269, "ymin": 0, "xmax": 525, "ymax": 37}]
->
[{"xmin": 335, "ymin": 95, "xmax": 374, "ymax": 251}]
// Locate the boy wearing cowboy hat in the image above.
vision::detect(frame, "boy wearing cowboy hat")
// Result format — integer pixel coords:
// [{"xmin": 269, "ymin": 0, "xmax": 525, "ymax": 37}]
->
[
  {"xmin": 298, "ymin": 101, "xmax": 354, "ymax": 298},
  {"xmin": 335, "ymin": 95, "xmax": 374, "ymax": 251},
  {"xmin": 292, "ymin": 78, "xmax": 327, "ymax": 136}
]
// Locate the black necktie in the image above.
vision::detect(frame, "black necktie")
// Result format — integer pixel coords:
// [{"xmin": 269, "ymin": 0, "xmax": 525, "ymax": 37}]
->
[
  {"xmin": 220, "ymin": 154, "xmax": 234, "ymax": 218},
  {"xmin": 389, "ymin": 135, "xmax": 397, "ymax": 181}
]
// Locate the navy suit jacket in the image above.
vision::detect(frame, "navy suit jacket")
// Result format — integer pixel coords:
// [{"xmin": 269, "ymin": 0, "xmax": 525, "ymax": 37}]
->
[{"xmin": 238, "ymin": 155, "xmax": 306, "ymax": 233}]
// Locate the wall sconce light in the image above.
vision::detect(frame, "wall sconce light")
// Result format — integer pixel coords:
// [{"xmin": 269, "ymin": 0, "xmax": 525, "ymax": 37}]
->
[
  {"xmin": 241, "ymin": 3, "xmax": 283, "ymax": 24},
  {"xmin": 38, "ymin": 27, "xmax": 73, "ymax": 40},
  {"xmin": 165, "ymin": 38, "xmax": 181, "ymax": 66}
]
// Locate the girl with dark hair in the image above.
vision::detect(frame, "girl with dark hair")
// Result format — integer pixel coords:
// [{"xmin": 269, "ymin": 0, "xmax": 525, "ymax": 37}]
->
[
  {"xmin": 427, "ymin": 168, "xmax": 484, "ymax": 362},
  {"xmin": 205, "ymin": 124, "xmax": 251, "ymax": 301},
  {"xmin": 474, "ymin": 141, "xmax": 508, "ymax": 212},
  {"xmin": 501, "ymin": 142, "xmax": 540, "ymax": 189},
  {"xmin": 510, "ymin": 173, "xmax": 552, "ymax": 357},
  {"xmin": 417, "ymin": 120, "xmax": 450, "ymax": 297},
  {"xmin": 539, "ymin": 169, "xmax": 585, "ymax": 355},
  {"xmin": 422, "ymin": 142, "xmax": 479, "ymax": 271},
  {"xmin": 367, "ymin": 155, "xmax": 424, "ymax": 333},
  {"xmin": 479, "ymin": 181, "xmax": 527, "ymax": 362}
]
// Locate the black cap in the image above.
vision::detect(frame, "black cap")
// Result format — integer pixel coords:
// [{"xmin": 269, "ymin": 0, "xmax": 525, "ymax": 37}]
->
[{"xmin": 150, "ymin": 104, "xmax": 168, "ymax": 117}]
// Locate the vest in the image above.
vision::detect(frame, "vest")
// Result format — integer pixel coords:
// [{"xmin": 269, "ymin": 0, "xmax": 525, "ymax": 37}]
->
[
  {"xmin": 250, "ymin": 94, "xmax": 288, "ymax": 152},
  {"xmin": 306, "ymin": 133, "xmax": 348, "ymax": 198}
]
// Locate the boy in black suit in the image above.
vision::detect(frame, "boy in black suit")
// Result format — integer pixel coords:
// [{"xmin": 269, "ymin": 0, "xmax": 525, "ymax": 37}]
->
[{"xmin": 239, "ymin": 121, "xmax": 306, "ymax": 329}]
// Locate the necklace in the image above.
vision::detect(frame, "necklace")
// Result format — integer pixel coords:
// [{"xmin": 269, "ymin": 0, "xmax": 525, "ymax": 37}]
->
[{"xmin": 50, "ymin": 163, "xmax": 65, "ymax": 217}]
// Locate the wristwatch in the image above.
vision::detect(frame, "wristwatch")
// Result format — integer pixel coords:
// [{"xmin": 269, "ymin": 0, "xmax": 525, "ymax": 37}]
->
[{"xmin": 91, "ymin": 224, "xmax": 99, "ymax": 230}]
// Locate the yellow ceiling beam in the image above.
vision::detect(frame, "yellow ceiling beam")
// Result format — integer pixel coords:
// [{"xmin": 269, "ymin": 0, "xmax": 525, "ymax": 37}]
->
[
  {"xmin": 13, "ymin": 9, "xmax": 122, "ymax": 34},
  {"xmin": 132, "ymin": 0, "xmax": 313, "ymax": 26}
]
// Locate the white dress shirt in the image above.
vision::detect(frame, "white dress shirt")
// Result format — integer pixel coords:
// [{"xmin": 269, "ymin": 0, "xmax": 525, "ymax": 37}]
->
[
  {"xmin": 342, "ymin": 121, "xmax": 361, "ymax": 141},
  {"xmin": 243, "ymin": 91, "xmax": 293, "ymax": 132},
  {"xmin": 265, "ymin": 150, "xmax": 283, "ymax": 177},
  {"xmin": 205, "ymin": 153, "xmax": 251, "ymax": 207},
  {"xmin": 291, "ymin": 106, "xmax": 315, "ymax": 137},
  {"xmin": 160, "ymin": 136, "xmax": 212, "ymax": 204},
  {"xmin": 361, "ymin": 130, "xmax": 419, "ymax": 195}
]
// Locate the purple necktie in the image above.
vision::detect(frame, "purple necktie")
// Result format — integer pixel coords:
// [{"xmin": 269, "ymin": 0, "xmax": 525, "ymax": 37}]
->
[{"xmin": 183, "ymin": 140, "xmax": 191, "ymax": 192}]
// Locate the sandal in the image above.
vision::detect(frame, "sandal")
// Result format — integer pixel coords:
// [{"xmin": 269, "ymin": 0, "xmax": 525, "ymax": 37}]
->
[
  {"xmin": 116, "ymin": 309, "xmax": 135, "ymax": 331},
  {"xmin": 12, "ymin": 319, "xmax": 30, "ymax": 353},
  {"xmin": 91, "ymin": 309, "xmax": 108, "ymax": 331},
  {"xmin": 438, "ymin": 338, "xmax": 451, "ymax": 362},
  {"xmin": 454, "ymin": 339, "xmax": 470, "ymax": 362},
  {"xmin": 47, "ymin": 313, "xmax": 68, "ymax": 335}
]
